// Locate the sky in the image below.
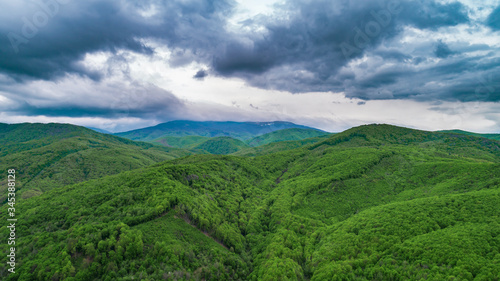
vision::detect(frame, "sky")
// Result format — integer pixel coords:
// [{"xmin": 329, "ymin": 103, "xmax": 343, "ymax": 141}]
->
[{"xmin": 0, "ymin": 0, "xmax": 499, "ymax": 133}]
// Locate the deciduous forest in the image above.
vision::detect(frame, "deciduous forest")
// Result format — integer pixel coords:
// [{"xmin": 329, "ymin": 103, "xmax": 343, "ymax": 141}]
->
[{"xmin": 0, "ymin": 123, "xmax": 499, "ymax": 280}]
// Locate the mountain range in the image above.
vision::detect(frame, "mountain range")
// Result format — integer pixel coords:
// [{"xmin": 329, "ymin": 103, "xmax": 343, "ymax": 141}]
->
[
  {"xmin": 0, "ymin": 121, "xmax": 499, "ymax": 280},
  {"xmin": 114, "ymin": 120, "xmax": 325, "ymax": 141}
]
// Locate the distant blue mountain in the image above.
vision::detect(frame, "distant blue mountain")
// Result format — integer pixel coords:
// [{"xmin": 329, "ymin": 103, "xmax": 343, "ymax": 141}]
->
[
  {"xmin": 86, "ymin": 127, "xmax": 113, "ymax": 134},
  {"xmin": 115, "ymin": 120, "xmax": 325, "ymax": 141}
]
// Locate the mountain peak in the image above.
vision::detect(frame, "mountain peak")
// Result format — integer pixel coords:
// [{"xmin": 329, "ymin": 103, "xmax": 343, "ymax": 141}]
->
[{"xmin": 115, "ymin": 120, "xmax": 324, "ymax": 141}]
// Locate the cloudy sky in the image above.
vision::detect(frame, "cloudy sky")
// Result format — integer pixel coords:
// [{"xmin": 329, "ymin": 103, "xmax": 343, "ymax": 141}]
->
[{"xmin": 0, "ymin": 0, "xmax": 499, "ymax": 133}]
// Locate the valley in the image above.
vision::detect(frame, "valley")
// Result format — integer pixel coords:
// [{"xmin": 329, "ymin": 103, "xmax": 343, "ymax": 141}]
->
[{"xmin": 0, "ymin": 122, "xmax": 499, "ymax": 280}]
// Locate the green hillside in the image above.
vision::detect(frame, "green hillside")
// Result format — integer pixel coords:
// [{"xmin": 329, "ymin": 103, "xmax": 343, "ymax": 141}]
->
[
  {"xmin": 1, "ymin": 124, "xmax": 499, "ymax": 280},
  {"xmin": 0, "ymin": 123, "xmax": 191, "ymax": 200},
  {"xmin": 150, "ymin": 128, "xmax": 329, "ymax": 151},
  {"xmin": 246, "ymin": 128, "xmax": 329, "ymax": 147},
  {"xmin": 150, "ymin": 135, "xmax": 211, "ymax": 149},
  {"xmin": 193, "ymin": 136, "xmax": 251, "ymax": 154},
  {"xmin": 234, "ymin": 135, "xmax": 330, "ymax": 157},
  {"xmin": 440, "ymin": 129, "xmax": 500, "ymax": 141}
]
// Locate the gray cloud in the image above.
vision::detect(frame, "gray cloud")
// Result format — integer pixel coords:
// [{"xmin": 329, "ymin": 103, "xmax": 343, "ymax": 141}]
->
[
  {"xmin": 209, "ymin": 0, "xmax": 473, "ymax": 100},
  {"xmin": 1, "ymin": 0, "xmax": 498, "ymax": 118},
  {"xmin": 358, "ymin": 68, "xmax": 414, "ymax": 90},
  {"xmin": 193, "ymin": 69, "xmax": 208, "ymax": 80},
  {"xmin": 347, "ymin": 55, "xmax": 500, "ymax": 102},
  {"xmin": 400, "ymin": 1, "xmax": 469, "ymax": 30},
  {"xmin": 213, "ymin": 0, "xmax": 468, "ymax": 70},
  {"xmin": 434, "ymin": 40, "xmax": 455, "ymax": 58},
  {"xmin": 0, "ymin": 78, "xmax": 186, "ymax": 119},
  {"xmin": 373, "ymin": 49, "xmax": 412, "ymax": 62},
  {"xmin": 1, "ymin": 0, "xmax": 470, "ymax": 86},
  {"xmin": 487, "ymin": 5, "xmax": 500, "ymax": 30},
  {"xmin": 0, "ymin": 0, "xmax": 234, "ymax": 81}
]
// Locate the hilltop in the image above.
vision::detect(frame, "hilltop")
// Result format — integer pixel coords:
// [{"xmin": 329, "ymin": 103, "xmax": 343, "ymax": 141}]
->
[{"xmin": 115, "ymin": 120, "xmax": 324, "ymax": 141}]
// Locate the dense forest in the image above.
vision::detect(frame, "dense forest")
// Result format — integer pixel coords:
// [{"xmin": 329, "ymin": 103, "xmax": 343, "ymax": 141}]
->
[
  {"xmin": 148, "ymin": 127, "xmax": 328, "ymax": 155},
  {"xmin": 0, "ymin": 123, "xmax": 191, "ymax": 200},
  {"xmin": 1, "ymin": 123, "xmax": 499, "ymax": 280}
]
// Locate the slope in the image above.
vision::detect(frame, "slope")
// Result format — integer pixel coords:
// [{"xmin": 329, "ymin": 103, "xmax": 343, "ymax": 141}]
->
[
  {"xmin": 115, "ymin": 120, "xmax": 322, "ymax": 141},
  {"xmin": 1, "ymin": 124, "xmax": 499, "ymax": 280},
  {"xmin": 310, "ymin": 189, "xmax": 500, "ymax": 280},
  {"xmin": 440, "ymin": 129, "xmax": 500, "ymax": 141},
  {"xmin": 85, "ymin": 127, "xmax": 113, "ymax": 134},
  {"xmin": 0, "ymin": 123, "xmax": 192, "ymax": 200},
  {"xmin": 150, "ymin": 135, "xmax": 211, "ymax": 149},
  {"xmin": 233, "ymin": 135, "xmax": 330, "ymax": 157},
  {"xmin": 246, "ymin": 128, "xmax": 329, "ymax": 147},
  {"xmin": 193, "ymin": 136, "xmax": 251, "ymax": 154}
]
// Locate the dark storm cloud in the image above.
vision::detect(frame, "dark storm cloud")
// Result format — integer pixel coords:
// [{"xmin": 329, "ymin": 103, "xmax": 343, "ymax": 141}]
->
[
  {"xmin": 373, "ymin": 49, "xmax": 412, "ymax": 62},
  {"xmin": 347, "ymin": 56, "xmax": 500, "ymax": 102},
  {"xmin": 0, "ymin": 0, "xmax": 495, "ymax": 109},
  {"xmin": 193, "ymin": 69, "xmax": 208, "ymax": 80},
  {"xmin": 212, "ymin": 0, "xmax": 469, "ymax": 77},
  {"xmin": 358, "ymin": 69, "xmax": 414, "ymax": 89},
  {"xmin": 399, "ymin": 1, "xmax": 468, "ymax": 30},
  {"xmin": 0, "ymin": 0, "xmax": 471, "ymax": 83},
  {"xmin": 0, "ymin": 79, "xmax": 186, "ymax": 119},
  {"xmin": 434, "ymin": 40, "xmax": 455, "ymax": 58},
  {"xmin": 449, "ymin": 68, "xmax": 500, "ymax": 102},
  {"xmin": 487, "ymin": 5, "xmax": 500, "ymax": 30},
  {"xmin": 209, "ymin": 0, "xmax": 474, "ymax": 101},
  {"xmin": 0, "ymin": 0, "xmax": 234, "ymax": 81},
  {"xmin": 0, "ymin": 0, "xmax": 458, "ymax": 89}
]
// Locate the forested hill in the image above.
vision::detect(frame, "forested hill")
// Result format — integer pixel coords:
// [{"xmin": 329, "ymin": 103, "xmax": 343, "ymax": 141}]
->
[
  {"xmin": 440, "ymin": 129, "xmax": 500, "ymax": 141},
  {"xmin": 1, "ymin": 123, "xmax": 499, "ymax": 280},
  {"xmin": 245, "ymin": 128, "xmax": 329, "ymax": 147},
  {"xmin": 115, "ymin": 120, "xmax": 324, "ymax": 141},
  {"xmin": 0, "ymin": 123, "xmax": 192, "ymax": 200},
  {"xmin": 234, "ymin": 134, "xmax": 331, "ymax": 157},
  {"xmin": 311, "ymin": 124, "xmax": 500, "ymax": 160},
  {"xmin": 0, "ymin": 122, "xmax": 158, "ymax": 154},
  {"xmin": 148, "ymin": 128, "xmax": 330, "ymax": 155},
  {"xmin": 193, "ymin": 136, "xmax": 251, "ymax": 154}
]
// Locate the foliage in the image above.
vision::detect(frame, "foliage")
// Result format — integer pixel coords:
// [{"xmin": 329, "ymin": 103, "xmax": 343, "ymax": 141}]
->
[
  {"xmin": 1, "ymin": 123, "xmax": 499, "ymax": 280},
  {"xmin": 234, "ymin": 135, "xmax": 330, "ymax": 157},
  {"xmin": 245, "ymin": 128, "xmax": 329, "ymax": 147},
  {"xmin": 441, "ymin": 129, "xmax": 500, "ymax": 141},
  {"xmin": 193, "ymin": 137, "xmax": 251, "ymax": 155},
  {"xmin": 0, "ymin": 123, "xmax": 192, "ymax": 199},
  {"xmin": 150, "ymin": 135, "xmax": 211, "ymax": 149}
]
